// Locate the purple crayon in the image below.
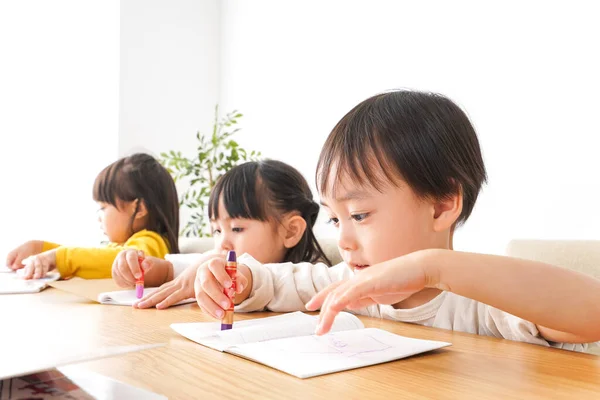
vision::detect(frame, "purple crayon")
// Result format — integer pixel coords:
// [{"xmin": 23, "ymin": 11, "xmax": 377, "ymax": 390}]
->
[{"xmin": 221, "ymin": 250, "xmax": 237, "ymax": 330}]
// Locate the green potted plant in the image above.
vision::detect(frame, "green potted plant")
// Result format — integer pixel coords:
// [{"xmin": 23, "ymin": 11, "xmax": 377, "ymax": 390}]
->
[{"xmin": 160, "ymin": 106, "xmax": 261, "ymax": 237}]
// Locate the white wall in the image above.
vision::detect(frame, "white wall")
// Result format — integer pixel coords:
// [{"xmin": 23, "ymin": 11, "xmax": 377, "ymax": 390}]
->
[
  {"xmin": 119, "ymin": 0, "xmax": 220, "ymax": 159},
  {"xmin": 218, "ymin": 0, "xmax": 600, "ymax": 254},
  {"xmin": 118, "ymin": 1, "xmax": 600, "ymax": 255},
  {"xmin": 0, "ymin": 1, "xmax": 119, "ymax": 255},
  {"xmin": 119, "ymin": 0, "xmax": 221, "ymax": 229}
]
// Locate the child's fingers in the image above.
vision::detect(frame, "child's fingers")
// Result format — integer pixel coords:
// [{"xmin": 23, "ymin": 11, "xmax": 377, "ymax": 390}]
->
[
  {"xmin": 235, "ymin": 271, "xmax": 248, "ymax": 294},
  {"xmin": 11, "ymin": 254, "xmax": 28, "ymax": 270},
  {"xmin": 118, "ymin": 257, "xmax": 137, "ymax": 285},
  {"xmin": 33, "ymin": 259, "xmax": 44, "ymax": 279},
  {"xmin": 206, "ymin": 259, "xmax": 231, "ymax": 288},
  {"xmin": 125, "ymin": 250, "xmax": 143, "ymax": 279},
  {"xmin": 31, "ymin": 258, "xmax": 43, "ymax": 279},
  {"xmin": 197, "ymin": 268, "xmax": 232, "ymax": 311},
  {"xmin": 305, "ymin": 280, "xmax": 345, "ymax": 311},
  {"xmin": 111, "ymin": 265, "xmax": 130, "ymax": 288},
  {"xmin": 315, "ymin": 280, "xmax": 376, "ymax": 335},
  {"xmin": 344, "ymin": 298, "xmax": 378, "ymax": 310},
  {"xmin": 5, "ymin": 250, "xmax": 17, "ymax": 268},
  {"xmin": 136, "ymin": 283, "xmax": 175, "ymax": 309},
  {"xmin": 111, "ymin": 255, "xmax": 122, "ymax": 285},
  {"xmin": 22, "ymin": 262, "xmax": 34, "ymax": 280},
  {"xmin": 195, "ymin": 291, "xmax": 225, "ymax": 319},
  {"xmin": 40, "ymin": 262, "xmax": 50, "ymax": 279},
  {"xmin": 157, "ymin": 289, "xmax": 188, "ymax": 310},
  {"xmin": 315, "ymin": 293, "xmax": 346, "ymax": 336},
  {"xmin": 140, "ymin": 256, "xmax": 158, "ymax": 272}
]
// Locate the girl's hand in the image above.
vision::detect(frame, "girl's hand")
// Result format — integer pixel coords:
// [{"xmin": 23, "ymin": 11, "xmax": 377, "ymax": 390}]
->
[
  {"xmin": 21, "ymin": 249, "xmax": 57, "ymax": 279},
  {"xmin": 6, "ymin": 240, "xmax": 44, "ymax": 270},
  {"xmin": 306, "ymin": 252, "xmax": 429, "ymax": 335},
  {"xmin": 194, "ymin": 257, "xmax": 251, "ymax": 319},
  {"xmin": 112, "ymin": 249, "xmax": 154, "ymax": 288},
  {"xmin": 133, "ymin": 251, "xmax": 227, "ymax": 308},
  {"xmin": 134, "ymin": 263, "xmax": 198, "ymax": 309}
]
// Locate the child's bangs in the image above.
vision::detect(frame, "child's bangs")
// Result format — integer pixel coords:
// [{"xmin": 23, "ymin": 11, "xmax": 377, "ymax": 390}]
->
[
  {"xmin": 316, "ymin": 116, "xmax": 401, "ymax": 198},
  {"xmin": 93, "ymin": 162, "xmax": 120, "ymax": 206},
  {"xmin": 208, "ymin": 164, "xmax": 269, "ymax": 222},
  {"xmin": 92, "ymin": 160, "xmax": 136, "ymax": 208}
]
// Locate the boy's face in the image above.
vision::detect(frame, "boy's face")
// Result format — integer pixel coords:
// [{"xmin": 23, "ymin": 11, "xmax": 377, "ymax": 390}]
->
[{"xmin": 320, "ymin": 171, "xmax": 452, "ymax": 271}]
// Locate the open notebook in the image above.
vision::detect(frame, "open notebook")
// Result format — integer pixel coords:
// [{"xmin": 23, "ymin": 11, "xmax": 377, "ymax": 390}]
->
[
  {"xmin": 171, "ymin": 311, "xmax": 450, "ymax": 378},
  {"xmin": 0, "ymin": 271, "xmax": 60, "ymax": 294},
  {"xmin": 98, "ymin": 288, "xmax": 195, "ymax": 306},
  {"xmin": 49, "ymin": 278, "xmax": 195, "ymax": 306}
]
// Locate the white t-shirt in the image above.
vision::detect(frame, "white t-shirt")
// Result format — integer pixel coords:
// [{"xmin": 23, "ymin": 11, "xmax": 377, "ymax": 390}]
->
[{"xmin": 235, "ymin": 254, "xmax": 597, "ymax": 353}]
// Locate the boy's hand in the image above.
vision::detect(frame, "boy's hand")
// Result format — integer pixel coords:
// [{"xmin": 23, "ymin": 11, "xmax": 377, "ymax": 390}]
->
[
  {"xmin": 6, "ymin": 240, "xmax": 44, "ymax": 270},
  {"xmin": 21, "ymin": 249, "xmax": 57, "ymax": 279},
  {"xmin": 194, "ymin": 257, "xmax": 251, "ymax": 319},
  {"xmin": 306, "ymin": 252, "xmax": 428, "ymax": 335}
]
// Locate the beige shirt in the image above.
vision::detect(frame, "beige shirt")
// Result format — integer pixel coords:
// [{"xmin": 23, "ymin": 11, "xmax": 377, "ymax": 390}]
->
[{"xmin": 235, "ymin": 254, "xmax": 596, "ymax": 353}]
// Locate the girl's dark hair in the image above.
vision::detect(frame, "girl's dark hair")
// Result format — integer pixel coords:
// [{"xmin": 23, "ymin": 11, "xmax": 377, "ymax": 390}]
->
[
  {"xmin": 317, "ymin": 90, "xmax": 487, "ymax": 226},
  {"xmin": 208, "ymin": 160, "xmax": 331, "ymax": 265},
  {"xmin": 93, "ymin": 153, "xmax": 180, "ymax": 253}
]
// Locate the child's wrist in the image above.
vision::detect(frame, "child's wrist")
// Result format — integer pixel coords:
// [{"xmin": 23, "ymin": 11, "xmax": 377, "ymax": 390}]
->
[
  {"xmin": 415, "ymin": 248, "xmax": 448, "ymax": 291},
  {"xmin": 166, "ymin": 262, "xmax": 174, "ymax": 282}
]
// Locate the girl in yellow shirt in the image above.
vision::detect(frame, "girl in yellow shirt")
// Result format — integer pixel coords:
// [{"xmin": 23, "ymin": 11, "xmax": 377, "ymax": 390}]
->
[{"xmin": 5, "ymin": 153, "xmax": 179, "ymax": 280}]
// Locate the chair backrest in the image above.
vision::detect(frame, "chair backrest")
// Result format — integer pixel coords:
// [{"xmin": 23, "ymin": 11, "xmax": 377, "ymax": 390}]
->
[
  {"xmin": 179, "ymin": 237, "xmax": 343, "ymax": 265},
  {"xmin": 506, "ymin": 239, "xmax": 600, "ymax": 279}
]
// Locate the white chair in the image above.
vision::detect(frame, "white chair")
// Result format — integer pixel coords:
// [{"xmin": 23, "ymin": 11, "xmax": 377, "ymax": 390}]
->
[{"xmin": 506, "ymin": 239, "xmax": 600, "ymax": 280}]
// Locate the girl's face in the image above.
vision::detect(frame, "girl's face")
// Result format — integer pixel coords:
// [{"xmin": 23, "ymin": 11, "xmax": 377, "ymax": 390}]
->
[
  {"xmin": 320, "ymin": 169, "xmax": 456, "ymax": 271},
  {"xmin": 210, "ymin": 199, "xmax": 288, "ymax": 264},
  {"xmin": 96, "ymin": 200, "xmax": 135, "ymax": 244}
]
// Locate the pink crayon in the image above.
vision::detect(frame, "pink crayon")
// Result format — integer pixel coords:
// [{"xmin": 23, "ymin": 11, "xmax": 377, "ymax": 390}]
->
[{"xmin": 136, "ymin": 256, "xmax": 145, "ymax": 299}]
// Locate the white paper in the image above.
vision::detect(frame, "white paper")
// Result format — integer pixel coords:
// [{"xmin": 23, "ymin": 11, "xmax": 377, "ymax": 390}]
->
[
  {"xmin": 0, "ymin": 271, "xmax": 60, "ymax": 294},
  {"xmin": 230, "ymin": 328, "xmax": 451, "ymax": 378},
  {"xmin": 98, "ymin": 288, "xmax": 195, "ymax": 306},
  {"xmin": 171, "ymin": 311, "xmax": 364, "ymax": 351},
  {"xmin": 171, "ymin": 311, "xmax": 451, "ymax": 378}
]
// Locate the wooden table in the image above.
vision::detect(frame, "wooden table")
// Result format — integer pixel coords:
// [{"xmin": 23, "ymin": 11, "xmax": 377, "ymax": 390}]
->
[{"xmin": 2, "ymin": 288, "xmax": 599, "ymax": 399}]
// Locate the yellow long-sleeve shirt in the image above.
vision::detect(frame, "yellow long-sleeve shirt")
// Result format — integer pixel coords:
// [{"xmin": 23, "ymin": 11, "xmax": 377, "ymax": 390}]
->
[{"xmin": 42, "ymin": 229, "xmax": 170, "ymax": 279}]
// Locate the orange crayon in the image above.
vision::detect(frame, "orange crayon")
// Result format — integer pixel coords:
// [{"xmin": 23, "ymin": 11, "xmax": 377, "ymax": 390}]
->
[{"xmin": 221, "ymin": 250, "xmax": 237, "ymax": 330}]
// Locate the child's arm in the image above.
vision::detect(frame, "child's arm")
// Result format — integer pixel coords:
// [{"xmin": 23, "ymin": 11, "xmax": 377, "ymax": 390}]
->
[
  {"xmin": 194, "ymin": 254, "xmax": 353, "ymax": 319},
  {"xmin": 428, "ymin": 250, "xmax": 600, "ymax": 344},
  {"xmin": 5, "ymin": 240, "xmax": 58, "ymax": 270},
  {"xmin": 55, "ymin": 230, "xmax": 169, "ymax": 279},
  {"xmin": 308, "ymin": 249, "xmax": 600, "ymax": 343}
]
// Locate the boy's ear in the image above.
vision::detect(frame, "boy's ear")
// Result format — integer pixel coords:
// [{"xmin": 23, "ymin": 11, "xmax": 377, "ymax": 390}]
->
[
  {"xmin": 133, "ymin": 198, "xmax": 149, "ymax": 220},
  {"xmin": 432, "ymin": 186, "xmax": 463, "ymax": 232},
  {"xmin": 281, "ymin": 214, "xmax": 307, "ymax": 249}
]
